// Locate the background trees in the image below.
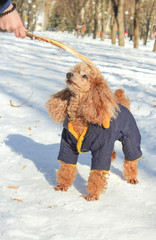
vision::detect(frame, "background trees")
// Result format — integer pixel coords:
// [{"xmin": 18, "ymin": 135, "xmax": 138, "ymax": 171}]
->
[
  {"xmin": 13, "ymin": 0, "xmax": 156, "ymax": 49},
  {"xmin": 111, "ymin": 0, "xmax": 125, "ymax": 46},
  {"xmin": 13, "ymin": 0, "xmax": 43, "ymax": 31},
  {"xmin": 133, "ymin": 0, "xmax": 142, "ymax": 48}
]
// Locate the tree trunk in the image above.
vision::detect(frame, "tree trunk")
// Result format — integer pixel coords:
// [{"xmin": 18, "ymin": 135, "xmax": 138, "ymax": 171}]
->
[
  {"xmin": 153, "ymin": 39, "xmax": 156, "ymax": 52},
  {"xmin": 101, "ymin": 0, "xmax": 106, "ymax": 41},
  {"xmin": 134, "ymin": 17, "xmax": 139, "ymax": 48},
  {"xmin": 149, "ymin": 16, "xmax": 155, "ymax": 39},
  {"xmin": 129, "ymin": 17, "xmax": 134, "ymax": 41},
  {"xmin": 112, "ymin": 18, "xmax": 117, "ymax": 45},
  {"xmin": 117, "ymin": 0, "xmax": 125, "ymax": 46},
  {"xmin": 111, "ymin": 0, "xmax": 124, "ymax": 46},
  {"xmin": 93, "ymin": 0, "xmax": 99, "ymax": 39},
  {"xmin": 101, "ymin": 30, "xmax": 105, "ymax": 41},
  {"xmin": 111, "ymin": 0, "xmax": 118, "ymax": 45},
  {"xmin": 134, "ymin": 0, "xmax": 142, "ymax": 49},
  {"xmin": 143, "ymin": 19, "xmax": 150, "ymax": 45},
  {"xmin": 81, "ymin": 27, "xmax": 85, "ymax": 37},
  {"xmin": 43, "ymin": 0, "xmax": 53, "ymax": 31},
  {"xmin": 142, "ymin": 0, "xmax": 156, "ymax": 43}
]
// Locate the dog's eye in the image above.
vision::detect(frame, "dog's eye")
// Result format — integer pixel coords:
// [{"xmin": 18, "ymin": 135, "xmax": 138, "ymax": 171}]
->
[{"xmin": 82, "ymin": 75, "xmax": 88, "ymax": 80}]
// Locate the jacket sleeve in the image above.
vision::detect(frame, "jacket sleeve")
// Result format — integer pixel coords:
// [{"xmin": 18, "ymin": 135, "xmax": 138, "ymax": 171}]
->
[
  {"xmin": 0, "ymin": 0, "xmax": 11, "ymax": 13},
  {"xmin": 91, "ymin": 141, "xmax": 114, "ymax": 171},
  {"xmin": 58, "ymin": 128, "xmax": 79, "ymax": 165},
  {"xmin": 119, "ymin": 113, "xmax": 142, "ymax": 161}
]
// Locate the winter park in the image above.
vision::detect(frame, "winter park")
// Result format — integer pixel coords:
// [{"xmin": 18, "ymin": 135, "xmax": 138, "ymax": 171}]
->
[{"xmin": 0, "ymin": 0, "xmax": 156, "ymax": 240}]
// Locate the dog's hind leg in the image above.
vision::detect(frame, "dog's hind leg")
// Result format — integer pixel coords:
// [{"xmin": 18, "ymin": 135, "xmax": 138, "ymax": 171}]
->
[
  {"xmin": 123, "ymin": 160, "xmax": 139, "ymax": 184},
  {"xmin": 55, "ymin": 162, "xmax": 77, "ymax": 191}
]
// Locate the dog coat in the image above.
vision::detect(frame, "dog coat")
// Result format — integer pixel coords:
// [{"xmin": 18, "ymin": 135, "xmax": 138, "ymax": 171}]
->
[{"xmin": 58, "ymin": 104, "xmax": 142, "ymax": 172}]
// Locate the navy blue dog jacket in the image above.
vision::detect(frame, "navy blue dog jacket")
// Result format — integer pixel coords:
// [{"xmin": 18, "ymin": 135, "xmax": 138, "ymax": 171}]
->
[{"xmin": 58, "ymin": 105, "xmax": 142, "ymax": 172}]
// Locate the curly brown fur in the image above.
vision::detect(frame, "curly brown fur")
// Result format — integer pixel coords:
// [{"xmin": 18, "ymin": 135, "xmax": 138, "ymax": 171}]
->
[
  {"xmin": 46, "ymin": 62, "xmax": 137, "ymax": 200},
  {"xmin": 115, "ymin": 89, "xmax": 130, "ymax": 110},
  {"xmin": 46, "ymin": 62, "xmax": 119, "ymax": 135},
  {"xmin": 55, "ymin": 162, "xmax": 77, "ymax": 191},
  {"xmin": 46, "ymin": 88, "xmax": 71, "ymax": 123},
  {"xmin": 123, "ymin": 160, "xmax": 138, "ymax": 184},
  {"xmin": 86, "ymin": 170, "xmax": 108, "ymax": 200}
]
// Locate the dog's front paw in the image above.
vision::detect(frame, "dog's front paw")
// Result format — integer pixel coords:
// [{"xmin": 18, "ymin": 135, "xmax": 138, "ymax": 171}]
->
[
  {"xmin": 55, "ymin": 184, "xmax": 68, "ymax": 191},
  {"xmin": 128, "ymin": 178, "xmax": 139, "ymax": 184},
  {"xmin": 86, "ymin": 194, "xmax": 99, "ymax": 201}
]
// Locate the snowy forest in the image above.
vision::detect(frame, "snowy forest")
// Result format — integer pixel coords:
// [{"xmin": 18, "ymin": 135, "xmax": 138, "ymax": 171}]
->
[{"xmin": 12, "ymin": 0, "xmax": 156, "ymax": 50}]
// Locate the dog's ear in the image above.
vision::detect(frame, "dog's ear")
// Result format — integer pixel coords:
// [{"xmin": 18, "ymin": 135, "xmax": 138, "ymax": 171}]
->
[
  {"xmin": 51, "ymin": 87, "xmax": 71, "ymax": 101},
  {"xmin": 79, "ymin": 77, "xmax": 119, "ymax": 127},
  {"xmin": 46, "ymin": 88, "xmax": 71, "ymax": 123}
]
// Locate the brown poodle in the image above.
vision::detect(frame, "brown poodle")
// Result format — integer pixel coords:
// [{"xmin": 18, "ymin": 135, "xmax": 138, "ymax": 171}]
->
[{"xmin": 46, "ymin": 62, "xmax": 142, "ymax": 201}]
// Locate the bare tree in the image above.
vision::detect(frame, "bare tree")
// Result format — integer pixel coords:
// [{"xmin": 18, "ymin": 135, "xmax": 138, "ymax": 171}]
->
[
  {"xmin": 134, "ymin": 0, "xmax": 142, "ymax": 48},
  {"xmin": 111, "ymin": 0, "xmax": 125, "ymax": 46},
  {"xmin": 50, "ymin": 0, "xmax": 88, "ymax": 33},
  {"xmin": 101, "ymin": 0, "xmax": 110, "ymax": 41},
  {"xmin": 93, "ymin": 0, "xmax": 99, "ymax": 39},
  {"xmin": 153, "ymin": 40, "xmax": 156, "ymax": 52},
  {"xmin": 142, "ymin": 0, "xmax": 156, "ymax": 45},
  {"xmin": 43, "ymin": 0, "xmax": 53, "ymax": 30},
  {"xmin": 111, "ymin": 0, "xmax": 118, "ymax": 44},
  {"xmin": 124, "ymin": 0, "xmax": 135, "ymax": 40},
  {"xmin": 83, "ymin": 0, "xmax": 94, "ymax": 36},
  {"xmin": 117, "ymin": 0, "xmax": 125, "ymax": 46},
  {"xmin": 14, "ymin": 0, "xmax": 42, "ymax": 31},
  {"xmin": 149, "ymin": 14, "xmax": 156, "ymax": 39}
]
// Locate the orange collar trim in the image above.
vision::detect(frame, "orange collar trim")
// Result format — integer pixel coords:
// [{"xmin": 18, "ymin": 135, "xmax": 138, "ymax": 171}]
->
[
  {"xmin": 68, "ymin": 122, "xmax": 79, "ymax": 140},
  {"xmin": 68, "ymin": 116, "xmax": 110, "ymax": 154},
  {"xmin": 103, "ymin": 114, "xmax": 110, "ymax": 129},
  {"xmin": 68, "ymin": 121, "xmax": 88, "ymax": 153}
]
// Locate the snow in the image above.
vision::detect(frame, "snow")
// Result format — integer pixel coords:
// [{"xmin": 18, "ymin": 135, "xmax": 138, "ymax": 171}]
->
[{"xmin": 0, "ymin": 31, "xmax": 156, "ymax": 240}]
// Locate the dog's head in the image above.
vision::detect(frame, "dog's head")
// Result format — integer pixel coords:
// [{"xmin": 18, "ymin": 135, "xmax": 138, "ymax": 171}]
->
[
  {"xmin": 66, "ymin": 62, "xmax": 92, "ymax": 94},
  {"xmin": 65, "ymin": 62, "xmax": 119, "ymax": 125}
]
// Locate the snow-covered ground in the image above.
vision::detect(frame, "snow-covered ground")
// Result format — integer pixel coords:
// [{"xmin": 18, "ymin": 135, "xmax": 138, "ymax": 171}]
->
[{"xmin": 0, "ymin": 32, "xmax": 156, "ymax": 240}]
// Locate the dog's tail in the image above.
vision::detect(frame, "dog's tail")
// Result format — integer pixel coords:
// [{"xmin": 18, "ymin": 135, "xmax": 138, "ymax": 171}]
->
[{"xmin": 114, "ymin": 89, "xmax": 130, "ymax": 110}]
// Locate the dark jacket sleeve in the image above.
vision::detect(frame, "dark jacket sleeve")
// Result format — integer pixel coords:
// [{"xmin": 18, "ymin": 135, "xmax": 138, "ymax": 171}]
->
[
  {"xmin": 0, "ymin": 0, "xmax": 11, "ymax": 13},
  {"xmin": 58, "ymin": 128, "xmax": 79, "ymax": 165},
  {"xmin": 119, "ymin": 110, "xmax": 142, "ymax": 161},
  {"xmin": 91, "ymin": 139, "xmax": 114, "ymax": 171}
]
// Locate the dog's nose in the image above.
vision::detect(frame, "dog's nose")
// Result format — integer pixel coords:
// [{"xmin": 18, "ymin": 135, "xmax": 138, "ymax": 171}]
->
[{"xmin": 66, "ymin": 72, "xmax": 73, "ymax": 79}]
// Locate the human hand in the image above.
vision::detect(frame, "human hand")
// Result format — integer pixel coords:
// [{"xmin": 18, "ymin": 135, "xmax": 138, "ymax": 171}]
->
[{"xmin": 0, "ymin": 4, "xmax": 27, "ymax": 38}]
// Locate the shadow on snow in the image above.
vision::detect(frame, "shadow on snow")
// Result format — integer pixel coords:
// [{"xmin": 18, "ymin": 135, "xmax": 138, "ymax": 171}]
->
[{"xmin": 5, "ymin": 133, "xmax": 155, "ymax": 196}]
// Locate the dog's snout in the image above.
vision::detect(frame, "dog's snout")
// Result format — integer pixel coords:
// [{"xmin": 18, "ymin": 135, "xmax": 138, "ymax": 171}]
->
[{"xmin": 66, "ymin": 72, "xmax": 73, "ymax": 79}]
